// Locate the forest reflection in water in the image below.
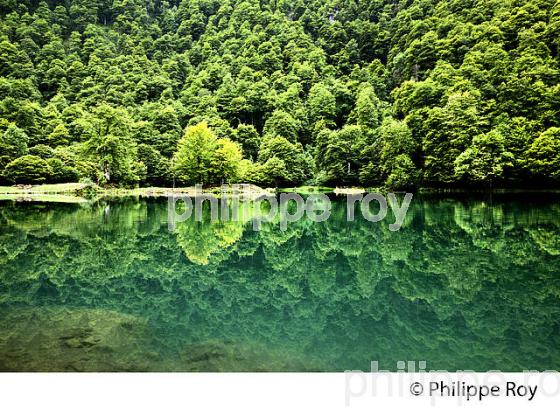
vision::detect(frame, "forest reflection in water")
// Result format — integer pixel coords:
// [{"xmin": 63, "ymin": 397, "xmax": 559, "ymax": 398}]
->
[{"xmin": 0, "ymin": 193, "xmax": 559, "ymax": 371}]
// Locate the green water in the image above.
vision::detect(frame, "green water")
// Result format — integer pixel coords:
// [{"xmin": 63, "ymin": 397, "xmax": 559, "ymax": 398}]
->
[{"xmin": 0, "ymin": 194, "xmax": 559, "ymax": 372}]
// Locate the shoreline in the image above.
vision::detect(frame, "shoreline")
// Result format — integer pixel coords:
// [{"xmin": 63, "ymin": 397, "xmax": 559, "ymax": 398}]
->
[
  {"xmin": 1, "ymin": 183, "xmax": 560, "ymax": 204},
  {"xmin": 0, "ymin": 183, "xmax": 276, "ymax": 203}
]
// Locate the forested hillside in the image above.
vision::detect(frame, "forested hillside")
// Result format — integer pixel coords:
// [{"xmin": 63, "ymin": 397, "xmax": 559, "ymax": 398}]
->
[{"xmin": 0, "ymin": 0, "xmax": 559, "ymax": 188}]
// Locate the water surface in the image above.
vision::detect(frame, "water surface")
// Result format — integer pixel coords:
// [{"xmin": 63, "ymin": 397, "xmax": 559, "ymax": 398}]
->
[{"xmin": 0, "ymin": 194, "xmax": 559, "ymax": 371}]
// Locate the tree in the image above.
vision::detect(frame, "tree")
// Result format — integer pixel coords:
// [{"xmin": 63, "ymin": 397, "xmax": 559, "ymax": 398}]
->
[
  {"xmin": 257, "ymin": 137, "xmax": 309, "ymax": 186},
  {"xmin": 422, "ymin": 91, "xmax": 486, "ymax": 184},
  {"xmin": 307, "ymin": 83, "xmax": 336, "ymax": 125},
  {"xmin": 210, "ymin": 139, "xmax": 243, "ymax": 183},
  {"xmin": 232, "ymin": 124, "xmax": 261, "ymax": 160},
  {"xmin": 173, "ymin": 122, "xmax": 218, "ymax": 185},
  {"xmin": 83, "ymin": 105, "xmax": 138, "ymax": 186},
  {"xmin": 173, "ymin": 122, "xmax": 243, "ymax": 186},
  {"xmin": 263, "ymin": 110, "xmax": 301, "ymax": 143},
  {"xmin": 94, "ymin": 135, "xmax": 139, "ymax": 186},
  {"xmin": 0, "ymin": 125, "xmax": 29, "ymax": 169},
  {"xmin": 358, "ymin": 119, "xmax": 418, "ymax": 188},
  {"xmin": 524, "ymin": 128, "xmax": 560, "ymax": 181},
  {"xmin": 48, "ymin": 124, "xmax": 70, "ymax": 146},
  {"xmin": 3, "ymin": 155, "xmax": 52, "ymax": 184},
  {"xmin": 0, "ymin": 99, "xmax": 43, "ymax": 144},
  {"xmin": 46, "ymin": 158, "xmax": 79, "ymax": 183},
  {"xmin": 137, "ymin": 144, "xmax": 170, "ymax": 186},
  {"xmin": 378, "ymin": 119, "xmax": 417, "ymax": 179},
  {"xmin": 352, "ymin": 83, "xmax": 383, "ymax": 132},
  {"xmin": 0, "ymin": 0, "xmax": 559, "ymax": 189},
  {"xmin": 29, "ymin": 144, "xmax": 54, "ymax": 159},
  {"xmin": 69, "ymin": 0, "xmax": 99, "ymax": 31},
  {"xmin": 385, "ymin": 154, "xmax": 419, "ymax": 190},
  {"xmin": 260, "ymin": 157, "xmax": 289, "ymax": 187},
  {"xmin": 455, "ymin": 130, "xmax": 515, "ymax": 186},
  {"xmin": 320, "ymin": 125, "xmax": 363, "ymax": 185}
]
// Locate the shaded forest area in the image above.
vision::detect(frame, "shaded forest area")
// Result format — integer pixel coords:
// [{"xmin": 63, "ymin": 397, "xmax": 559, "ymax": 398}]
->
[{"xmin": 0, "ymin": 0, "xmax": 559, "ymax": 188}]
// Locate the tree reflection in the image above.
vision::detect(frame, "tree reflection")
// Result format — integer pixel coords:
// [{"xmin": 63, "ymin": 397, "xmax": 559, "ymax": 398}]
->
[{"xmin": 0, "ymin": 195, "xmax": 559, "ymax": 371}]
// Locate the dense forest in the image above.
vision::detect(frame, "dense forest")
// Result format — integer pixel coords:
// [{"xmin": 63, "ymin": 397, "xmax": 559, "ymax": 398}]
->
[{"xmin": 0, "ymin": 0, "xmax": 559, "ymax": 188}]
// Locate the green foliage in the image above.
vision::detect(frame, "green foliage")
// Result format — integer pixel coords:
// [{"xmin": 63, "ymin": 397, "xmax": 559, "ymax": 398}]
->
[
  {"xmin": 211, "ymin": 138, "xmax": 243, "ymax": 183},
  {"xmin": 455, "ymin": 130, "xmax": 515, "ymax": 185},
  {"xmin": 307, "ymin": 83, "xmax": 336, "ymax": 125},
  {"xmin": 0, "ymin": 125, "xmax": 29, "ymax": 169},
  {"xmin": 263, "ymin": 110, "xmax": 301, "ymax": 143},
  {"xmin": 173, "ymin": 122, "xmax": 217, "ymax": 185},
  {"xmin": 257, "ymin": 136, "xmax": 310, "ymax": 186},
  {"xmin": 137, "ymin": 144, "xmax": 170, "ymax": 186},
  {"xmin": 318, "ymin": 125, "xmax": 363, "ymax": 185},
  {"xmin": 0, "ymin": 0, "xmax": 559, "ymax": 187},
  {"xmin": 232, "ymin": 124, "xmax": 261, "ymax": 160},
  {"xmin": 173, "ymin": 122, "xmax": 242, "ymax": 185},
  {"xmin": 422, "ymin": 91, "xmax": 486, "ymax": 184},
  {"xmin": 385, "ymin": 154, "xmax": 419, "ymax": 190},
  {"xmin": 3, "ymin": 155, "xmax": 52, "ymax": 184},
  {"xmin": 524, "ymin": 128, "xmax": 560, "ymax": 181},
  {"xmin": 377, "ymin": 119, "xmax": 419, "ymax": 188},
  {"xmin": 83, "ymin": 104, "xmax": 138, "ymax": 186},
  {"xmin": 47, "ymin": 124, "xmax": 70, "ymax": 146},
  {"xmin": 46, "ymin": 157, "xmax": 79, "ymax": 183},
  {"xmin": 28, "ymin": 144, "xmax": 54, "ymax": 159},
  {"xmin": 351, "ymin": 83, "xmax": 382, "ymax": 131}
]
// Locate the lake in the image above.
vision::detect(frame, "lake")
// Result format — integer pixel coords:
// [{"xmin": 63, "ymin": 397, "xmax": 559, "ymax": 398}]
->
[{"xmin": 0, "ymin": 193, "xmax": 559, "ymax": 371}]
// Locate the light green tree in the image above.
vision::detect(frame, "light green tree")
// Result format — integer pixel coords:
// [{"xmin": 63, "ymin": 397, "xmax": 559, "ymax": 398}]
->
[
  {"xmin": 210, "ymin": 138, "xmax": 243, "ymax": 183},
  {"xmin": 173, "ymin": 122, "xmax": 217, "ymax": 185},
  {"xmin": 173, "ymin": 122, "xmax": 243, "ymax": 186}
]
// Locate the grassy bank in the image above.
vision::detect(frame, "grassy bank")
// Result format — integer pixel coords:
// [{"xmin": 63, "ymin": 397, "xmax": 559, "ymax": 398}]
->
[
  {"xmin": 0, "ymin": 183, "xmax": 275, "ymax": 203},
  {"xmin": 0, "ymin": 184, "xmax": 92, "ymax": 203},
  {"xmin": 0, "ymin": 183, "xmax": 89, "ymax": 195}
]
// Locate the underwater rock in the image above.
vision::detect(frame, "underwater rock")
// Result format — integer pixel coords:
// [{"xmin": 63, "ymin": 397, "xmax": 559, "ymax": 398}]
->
[{"xmin": 0, "ymin": 307, "xmax": 162, "ymax": 371}]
